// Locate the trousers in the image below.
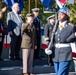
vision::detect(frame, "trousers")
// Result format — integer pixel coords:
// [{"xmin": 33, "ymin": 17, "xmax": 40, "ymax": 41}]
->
[
  {"xmin": 22, "ymin": 49, "xmax": 34, "ymax": 73},
  {"xmin": 54, "ymin": 61, "xmax": 71, "ymax": 75}
]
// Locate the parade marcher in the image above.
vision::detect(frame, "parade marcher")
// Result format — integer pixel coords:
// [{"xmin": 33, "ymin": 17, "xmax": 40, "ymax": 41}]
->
[
  {"xmin": 44, "ymin": 15, "xmax": 55, "ymax": 66},
  {"xmin": 32, "ymin": 8, "xmax": 41, "ymax": 59},
  {"xmin": 7, "ymin": 3, "xmax": 23, "ymax": 60},
  {"xmin": 45, "ymin": 7, "xmax": 76, "ymax": 75},
  {"xmin": 52, "ymin": 7, "xmax": 76, "ymax": 75},
  {"xmin": 21, "ymin": 13, "xmax": 37, "ymax": 75},
  {"xmin": 0, "ymin": 10, "xmax": 6, "ymax": 61}
]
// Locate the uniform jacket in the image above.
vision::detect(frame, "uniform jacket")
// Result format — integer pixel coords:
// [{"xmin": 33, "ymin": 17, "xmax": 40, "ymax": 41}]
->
[
  {"xmin": 7, "ymin": 11, "xmax": 23, "ymax": 36},
  {"xmin": 44, "ymin": 23, "xmax": 54, "ymax": 41},
  {"xmin": 33, "ymin": 17, "xmax": 41, "ymax": 38},
  {"xmin": 52, "ymin": 22, "xmax": 76, "ymax": 62},
  {"xmin": 0, "ymin": 20, "xmax": 5, "ymax": 38},
  {"xmin": 21, "ymin": 23, "xmax": 37, "ymax": 49}
]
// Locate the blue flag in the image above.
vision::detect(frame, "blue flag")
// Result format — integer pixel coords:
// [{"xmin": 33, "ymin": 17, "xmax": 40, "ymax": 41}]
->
[
  {"xmin": 4, "ymin": 0, "xmax": 14, "ymax": 8},
  {"xmin": 14, "ymin": 0, "xmax": 24, "ymax": 13},
  {"xmin": 40, "ymin": 0, "xmax": 53, "ymax": 9},
  {"xmin": 4, "ymin": 0, "xmax": 24, "ymax": 13}
]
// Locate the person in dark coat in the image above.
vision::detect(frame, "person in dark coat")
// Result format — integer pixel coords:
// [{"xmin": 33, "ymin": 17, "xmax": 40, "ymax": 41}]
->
[
  {"xmin": 44, "ymin": 15, "xmax": 55, "ymax": 66},
  {"xmin": 7, "ymin": 3, "xmax": 23, "ymax": 60},
  {"xmin": 32, "ymin": 8, "xmax": 41, "ymax": 59},
  {"xmin": 45, "ymin": 7, "xmax": 76, "ymax": 75},
  {"xmin": 0, "ymin": 11, "xmax": 5, "ymax": 61}
]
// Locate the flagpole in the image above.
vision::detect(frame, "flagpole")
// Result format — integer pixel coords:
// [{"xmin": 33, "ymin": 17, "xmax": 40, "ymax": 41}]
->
[
  {"xmin": 35, "ymin": 0, "xmax": 37, "ymax": 8},
  {"xmin": 28, "ymin": 0, "xmax": 30, "ymax": 13}
]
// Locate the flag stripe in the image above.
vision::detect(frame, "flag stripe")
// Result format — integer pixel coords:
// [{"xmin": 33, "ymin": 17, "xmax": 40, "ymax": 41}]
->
[
  {"xmin": 59, "ymin": 0, "xmax": 66, "ymax": 4},
  {"xmin": 40, "ymin": 0, "xmax": 53, "ymax": 9},
  {"xmin": 4, "ymin": 0, "xmax": 14, "ymax": 8},
  {"xmin": 72, "ymin": 52, "xmax": 76, "ymax": 57},
  {"xmin": 4, "ymin": 0, "xmax": 24, "ymax": 13},
  {"xmin": 56, "ymin": 0, "xmax": 63, "ymax": 8},
  {"xmin": 4, "ymin": 44, "xmax": 10, "ymax": 48}
]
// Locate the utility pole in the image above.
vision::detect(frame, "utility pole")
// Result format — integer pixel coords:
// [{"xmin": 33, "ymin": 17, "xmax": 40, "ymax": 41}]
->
[
  {"xmin": 28, "ymin": 0, "xmax": 30, "ymax": 13},
  {"xmin": 0, "ymin": 0, "xmax": 2, "ymax": 9},
  {"xmin": 35, "ymin": 0, "xmax": 37, "ymax": 8}
]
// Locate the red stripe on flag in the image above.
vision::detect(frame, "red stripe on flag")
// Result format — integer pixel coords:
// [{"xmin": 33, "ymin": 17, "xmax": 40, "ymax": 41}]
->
[
  {"xmin": 72, "ymin": 52, "xmax": 76, "ymax": 58},
  {"xmin": 59, "ymin": 0, "xmax": 66, "ymax": 4},
  {"xmin": 4, "ymin": 44, "xmax": 10, "ymax": 48},
  {"xmin": 41, "ymin": 44, "xmax": 48, "ymax": 49}
]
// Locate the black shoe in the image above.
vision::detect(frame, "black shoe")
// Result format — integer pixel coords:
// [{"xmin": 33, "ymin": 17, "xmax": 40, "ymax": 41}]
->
[
  {"xmin": 15, "ymin": 57, "xmax": 22, "ymax": 60},
  {"xmin": 0, "ymin": 58, "xmax": 4, "ymax": 61},
  {"xmin": 51, "ymin": 63, "xmax": 54, "ymax": 66},
  {"xmin": 34, "ymin": 57, "xmax": 41, "ymax": 60},
  {"xmin": 9, "ymin": 57, "xmax": 15, "ymax": 60},
  {"xmin": 48, "ymin": 63, "xmax": 54, "ymax": 66}
]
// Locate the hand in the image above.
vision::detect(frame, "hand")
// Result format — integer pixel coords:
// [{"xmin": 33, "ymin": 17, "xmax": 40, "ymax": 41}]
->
[
  {"xmin": 75, "ymin": 32, "xmax": 76, "ymax": 36},
  {"xmin": 35, "ymin": 45, "xmax": 37, "ymax": 49},
  {"xmin": 45, "ymin": 48, "xmax": 52, "ymax": 55},
  {"xmin": 0, "ymin": 37, "xmax": 2, "ymax": 42},
  {"xmin": 8, "ymin": 31, "xmax": 12, "ymax": 36},
  {"xmin": 22, "ymin": 23, "xmax": 25, "ymax": 26},
  {"xmin": 19, "ymin": 14, "xmax": 22, "ymax": 17}
]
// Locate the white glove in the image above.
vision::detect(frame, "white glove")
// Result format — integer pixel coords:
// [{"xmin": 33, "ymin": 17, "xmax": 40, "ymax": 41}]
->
[{"xmin": 45, "ymin": 48, "xmax": 52, "ymax": 55}]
